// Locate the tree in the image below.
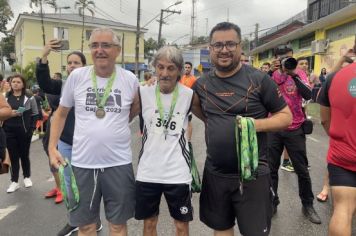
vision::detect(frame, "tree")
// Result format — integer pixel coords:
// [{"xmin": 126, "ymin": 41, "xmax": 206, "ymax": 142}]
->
[
  {"xmin": 144, "ymin": 37, "xmax": 158, "ymax": 59},
  {"xmin": 29, "ymin": 0, "xmax": 57, "ymax": 46},
  {"xmin": 13, "ymin": 62, "xmax": 36, "ymax": 88},
  {"xmin": 191, "ymin": 36, "xmax": 209, "ymax": 45},
  {"xmin": 74, "ymin": 0, "xmax": 95, "ymax": 52},
  {"xmin": 1, "ymin": 35, "xmax": 15, "ymax": 66},
  {"xmin": 0, "ymin": 0, "xmax": 13, "ymax": 35},
  {"xmin": 144, "ymin": 37, "xmax": 167, "ymax": 60},
  {"xmin": 241, "ymin": 37, "xmax": 251, "ymax": 53}
]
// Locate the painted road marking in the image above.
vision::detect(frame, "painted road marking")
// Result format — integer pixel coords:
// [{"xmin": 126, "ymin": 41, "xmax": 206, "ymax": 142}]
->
[
  {"xmin": 307, "ymin": 136, "xmax": 320, "ymax": 143},
  {"xmin": 0, "ymin": 205, "xmax": 18, "ymax": 221}
]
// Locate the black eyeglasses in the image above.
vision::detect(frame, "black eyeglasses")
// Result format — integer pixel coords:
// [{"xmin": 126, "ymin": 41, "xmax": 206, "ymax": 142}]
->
[
  {"xmin": 88, "ymin": 42, "xmax": 119, "ymax": 50},
  {"xmin": 210, "ymin": 41, "xmax": 241, "ymax": 52}
]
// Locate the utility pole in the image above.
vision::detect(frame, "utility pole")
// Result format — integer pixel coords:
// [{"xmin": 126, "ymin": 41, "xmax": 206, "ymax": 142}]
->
[
  {"xmin": 121, "ymin": 33, "xmax": 125, "ymax": 69},
  {"xmin": 254, "ymin": 23, "xmax": 259, "ymax": 48},
  {"xmin": 135, "ymin": 0, "xmax": 141, "ymax": 78},
  {"xmin": 227, "ymin": 8, "xmax": 229, "ymax": 22},
  {"xmin": 157, "ymin": 9, "xmax": 181, "ymax": 48},
  {"xmin": 205, "ymin": 18, "xmax": 208, "ymax": 36},
  {"xmin": 0, "ymin": 43, "xmax": 4, "ymax": 75},
  {"xmin": 191, "ymin": 0, "xmax": 197, "ymax": 44}
]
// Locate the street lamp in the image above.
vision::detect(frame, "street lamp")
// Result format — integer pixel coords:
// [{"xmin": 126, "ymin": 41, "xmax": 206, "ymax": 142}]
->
[
  {"xmin": 142, "ymin": 1, "xmax": 182, "ymax": 28},
  {"xmin": 157, "ymin": 1, "xmax": 182, "ymax": 48}
]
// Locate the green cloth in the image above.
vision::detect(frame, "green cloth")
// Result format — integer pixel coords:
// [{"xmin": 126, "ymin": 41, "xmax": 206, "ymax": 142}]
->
[
  {"xmin": 235, "ymin": 116, "xmax": 258, "ymax": 182},
  {"xmin": 59, "ymin": 159, "xmax": 80, "ymax": 212},
  {"xmin": 189, "ymin": 142, "xmax": 201, "ymax": 193}
]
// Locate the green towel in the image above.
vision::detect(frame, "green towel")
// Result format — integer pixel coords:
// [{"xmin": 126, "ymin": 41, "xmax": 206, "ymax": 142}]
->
[{"xmin": 235, "ymin": 116, "xmax": 259, "ymax": 182}]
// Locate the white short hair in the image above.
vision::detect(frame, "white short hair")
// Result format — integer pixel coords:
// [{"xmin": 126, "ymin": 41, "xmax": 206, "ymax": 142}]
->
[{"xmin": 89, "ymin": 27, "xmax": 121, "ymax": 46}]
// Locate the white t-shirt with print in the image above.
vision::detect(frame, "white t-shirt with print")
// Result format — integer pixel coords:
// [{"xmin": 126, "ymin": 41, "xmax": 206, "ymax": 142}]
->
[{"xmin": 60, "ymin": 65, "xmax": 139, "ymax": 169}]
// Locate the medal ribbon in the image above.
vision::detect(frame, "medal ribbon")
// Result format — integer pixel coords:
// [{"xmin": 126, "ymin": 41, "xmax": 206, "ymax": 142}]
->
[
  {"xmin": 155, "ymin": 83, "xmax": 179, "ymax": 136},
  {"xmin": 235, "ymin": 116, "xmax": 258, "ymax": 182},
  {"xmin": 90, "ymin": 68, "xmax": 116, "ymax": 108}
]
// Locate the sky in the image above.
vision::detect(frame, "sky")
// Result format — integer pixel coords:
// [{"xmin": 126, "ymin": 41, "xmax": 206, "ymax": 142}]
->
[{"xmin": 6, "ymin": 0, "xmax": 308, "ymax": 44}]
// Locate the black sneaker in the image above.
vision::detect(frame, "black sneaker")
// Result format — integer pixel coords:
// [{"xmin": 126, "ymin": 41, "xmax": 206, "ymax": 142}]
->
[
  {"xmin": 96, "ymin": 220, "xmax": 103, "ymax": 232},
  {"xmin": 302, "ymin": 205, "xmax": 321, "ymax": 224},
  {"xmin": 57, "ymin": 223, "xmax": 78, "ymax": 236}
]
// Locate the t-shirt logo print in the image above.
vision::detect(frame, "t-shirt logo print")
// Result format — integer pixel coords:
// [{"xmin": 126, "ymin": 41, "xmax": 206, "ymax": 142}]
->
[
  {"xmin": 348, "ymin": 78, "xmax": 356, "ymax": 98},
  {"xmin": 180, "ymin": 206, "xmax": 189, "ymax": 215},
  {"xmin": 85, "ymin": 87, "xmax": 122, "ymax": 114}
]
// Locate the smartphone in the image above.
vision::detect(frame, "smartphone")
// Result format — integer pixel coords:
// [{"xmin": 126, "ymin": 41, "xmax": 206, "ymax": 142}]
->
[
  {"xmin": 58, "ymin": 40, "xmax": 69, "ymax": 50},
  {"xmin": 17, "ymin": 106, "xmax": 25, "ymax": 113}
]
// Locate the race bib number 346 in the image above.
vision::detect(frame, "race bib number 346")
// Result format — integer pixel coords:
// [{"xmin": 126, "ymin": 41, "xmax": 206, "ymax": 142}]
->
[{"xmin": 151, "ymin": 112, "xmax": 184, "ymax": 136}]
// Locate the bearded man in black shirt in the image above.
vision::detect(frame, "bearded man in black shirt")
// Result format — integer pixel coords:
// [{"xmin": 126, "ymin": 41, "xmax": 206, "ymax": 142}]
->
[{"xmin": 191, "ymin": 22, "xmax": 292, "ymax": 236}]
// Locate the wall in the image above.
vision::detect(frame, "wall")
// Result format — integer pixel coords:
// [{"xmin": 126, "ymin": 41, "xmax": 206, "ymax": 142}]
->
[{"xmin": 15, "ymin": 17, "xmax": 144, "ymax": 75}]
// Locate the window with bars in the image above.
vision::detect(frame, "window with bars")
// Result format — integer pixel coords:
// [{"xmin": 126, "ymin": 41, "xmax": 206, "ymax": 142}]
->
[
  {"xmin": 258, "ymin": 50, "xmax": 269, "ymax": 60},
  {"xmin": 86, "ymin": 30, "xmax": 92, "ymax": 40},
  {"xmin": 329, "ymin": 0, "xmax": 340, "ymax": 13},
  {"xmin": 320, "ymin": 0, "xmax": 330, "ymax": 17},
  {"xmin": 299, "ymin": 34, "xmax": 315, "ymax": 49},
  {"xmin": 53, "ymin": 27, "xmax": 68, "ymax": 40}
]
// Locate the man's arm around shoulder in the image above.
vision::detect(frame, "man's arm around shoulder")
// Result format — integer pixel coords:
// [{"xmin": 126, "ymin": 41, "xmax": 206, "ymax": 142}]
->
[{"xmin": 191, "ymin": 93, "xmax": 206, "ymax": 122}]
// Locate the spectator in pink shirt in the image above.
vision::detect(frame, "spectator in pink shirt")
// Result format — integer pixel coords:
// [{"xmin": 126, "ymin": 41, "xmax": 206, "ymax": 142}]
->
[{"xmin": 268, "ymin": 45, "xmax": 321, "ymax": 224}]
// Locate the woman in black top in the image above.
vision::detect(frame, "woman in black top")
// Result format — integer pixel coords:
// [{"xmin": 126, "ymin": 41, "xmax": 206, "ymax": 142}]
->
[{"xmin": 4, "ymin": 74, "xmax": 38, "ymax": 193}]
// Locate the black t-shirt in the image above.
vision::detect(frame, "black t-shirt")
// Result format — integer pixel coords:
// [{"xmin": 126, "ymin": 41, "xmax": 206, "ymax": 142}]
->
[
  {"xmin": 5, "ymin": 94, "xmax": 24, "ymax": 127},
  {"xmin": 34, "ymin": 95, "xmax": 43, "ymax": 120},
  {"xmin": 194, "ymin": 65, "xmax": 287, "ymax": 176}
]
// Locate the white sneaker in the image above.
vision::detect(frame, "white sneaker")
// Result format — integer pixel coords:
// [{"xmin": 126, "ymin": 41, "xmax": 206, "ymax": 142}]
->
[
  {"xmin": 7, "ymin": 182, "xmax": 20, "ymax": 193},
  {"xmin": 23, "ymin": 178, "xmax": 33, "ymax": 188}
]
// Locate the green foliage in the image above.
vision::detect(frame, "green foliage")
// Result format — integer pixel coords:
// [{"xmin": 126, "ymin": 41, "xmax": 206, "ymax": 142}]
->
[
  {"xmin": 144, "ymin": 37, "xmax": 167, "ymax": 59},
  {"xmin": 0, "ymin": 0, "xmax": 13, "ymax": 35},
  {"xmin": 241, "ymin": 37, "xmax": 251, "ymax": 53},
  {"xmin": 191, "ymin": 36, "xmax": 209, "ymax": 45},
  {"xmin": 13, "ymin": 62, "xmax": 36, "ymax": 88},
  {"xmin": 1, "ymin": 35, "xmax": 15, "ymax": 65},
  {"xmin": 144, "ymin": 37, "xmax": 158, "ymax": 59}
]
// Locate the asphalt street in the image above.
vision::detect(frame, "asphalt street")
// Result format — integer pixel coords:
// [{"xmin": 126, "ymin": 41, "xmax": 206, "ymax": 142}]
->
[{"xmin": 0, "ymin": 116, "xmax": 355, "ymax": 236}]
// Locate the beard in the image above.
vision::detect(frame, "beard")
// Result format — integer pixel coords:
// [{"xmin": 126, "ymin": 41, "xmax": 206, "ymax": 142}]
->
[{"xmin": 213, "ymin": 53, "xmax": 240, "ymax": 72}]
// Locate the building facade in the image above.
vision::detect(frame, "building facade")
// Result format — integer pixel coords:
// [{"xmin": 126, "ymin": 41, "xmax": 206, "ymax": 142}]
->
[
  {"xmin": 12, "ymin": 13, "xmax": 147, "ymax": 77},
  {"xmin": 251, "ymin": 3, "xmax": 356, "ymax": 75}
]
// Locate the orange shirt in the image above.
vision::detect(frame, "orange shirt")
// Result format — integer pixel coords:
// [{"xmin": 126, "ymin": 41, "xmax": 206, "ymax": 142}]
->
[{"xmin": 179, "ymin": 74, "xmax": 197, "ymax": 88}]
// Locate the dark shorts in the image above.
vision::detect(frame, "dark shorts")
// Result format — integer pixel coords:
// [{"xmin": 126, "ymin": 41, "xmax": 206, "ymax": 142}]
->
[
  {"xmin": 328, "ymin": 163, "xmax": 356, "ymax": 187},
  {"xmin": 69, "ymin": 164, "xmax": 135, "ymax": 227},
  {"xmin": 135, "ymin": 181, "xmax": 193, "ymax": 222},
  {"xmin": 200, "ymin": 169, "xmax": 273, "ymax": 235}
]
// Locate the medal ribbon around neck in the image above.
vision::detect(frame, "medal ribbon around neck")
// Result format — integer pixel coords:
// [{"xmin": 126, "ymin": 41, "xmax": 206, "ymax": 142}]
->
[
  {"xmin": 90, "ymin": 68, "xmax": 116, "ymax": 109},
  {"xmin": 155, "ymin": 83, "xmax": 179, "ymax": 137}
]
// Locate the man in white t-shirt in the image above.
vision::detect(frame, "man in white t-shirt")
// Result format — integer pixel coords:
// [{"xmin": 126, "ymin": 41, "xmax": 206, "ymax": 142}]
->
[
  {"xmin": 130, "ymin": 46, "xmax": 204, "ymax": 236},
  {"xmin": 49, "ymin": 27, "xmax": 138, "ymax": 236}
]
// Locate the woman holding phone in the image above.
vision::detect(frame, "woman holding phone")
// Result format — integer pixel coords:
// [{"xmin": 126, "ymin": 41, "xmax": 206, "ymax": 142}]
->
[{"xmin": 3, "ymin": 74, "xmax": 38, "ymax": 193}]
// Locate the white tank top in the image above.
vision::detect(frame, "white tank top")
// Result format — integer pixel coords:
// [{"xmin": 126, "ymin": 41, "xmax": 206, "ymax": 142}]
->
[{"xmin": 136, "ymin": 83, "xmax": 193, "ymax": 184}]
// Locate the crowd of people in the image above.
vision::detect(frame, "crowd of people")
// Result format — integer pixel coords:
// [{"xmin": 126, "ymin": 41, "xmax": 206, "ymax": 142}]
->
[{"xmin": 0, "ymin": 22, "xmax": 355, "ymax": 236}]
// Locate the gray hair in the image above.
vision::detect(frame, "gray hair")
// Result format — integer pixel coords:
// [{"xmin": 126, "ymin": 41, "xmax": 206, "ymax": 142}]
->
[
  {"xmin": 89, "ymin": 27, "xmax": 121, "ymax": 47},
  {"xmin": 152, "ymin": 46, "xmax": 184, "ymax": 72}
]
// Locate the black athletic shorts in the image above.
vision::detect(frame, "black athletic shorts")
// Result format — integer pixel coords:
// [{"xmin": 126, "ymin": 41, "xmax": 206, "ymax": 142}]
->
[
  {"xmin": 135, "ymin": 181, "xmax": 193, "ymax": 222},
  {"xmin": 328, "ymin": 163, "xmax": 356, "ymax": 187},
  {"xmin": 200, "ymin": 169, "xmax": 273, "ymax": 235}
]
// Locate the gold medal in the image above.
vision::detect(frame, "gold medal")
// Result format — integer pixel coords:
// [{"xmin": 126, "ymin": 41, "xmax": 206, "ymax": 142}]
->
[{"xmin": 95, "ymin": 108, "xmax": 106, "ymax": 118}]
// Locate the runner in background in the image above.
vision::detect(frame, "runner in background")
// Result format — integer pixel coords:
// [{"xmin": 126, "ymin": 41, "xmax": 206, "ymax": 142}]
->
[{"xmin": 179, "ymin": 62, "xmax": 196, "ymax": 145}]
